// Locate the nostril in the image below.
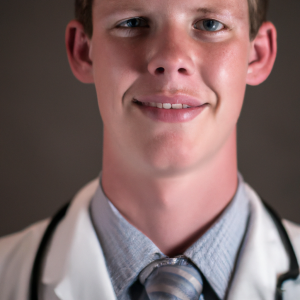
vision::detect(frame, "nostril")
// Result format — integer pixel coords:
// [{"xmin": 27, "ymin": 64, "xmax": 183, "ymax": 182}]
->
[
  {"xmin": 178, "ymin": 68, "xmax": 187, "ymax": 74},
  {"xmin": 155, "ymin": 67, "xmax": 164, "ymax": 74}
]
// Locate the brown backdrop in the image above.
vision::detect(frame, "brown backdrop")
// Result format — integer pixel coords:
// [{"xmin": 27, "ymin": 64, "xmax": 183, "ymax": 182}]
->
[{"xmin": 1, "ymin": 0, "xmax": 300, "ymax": 237}]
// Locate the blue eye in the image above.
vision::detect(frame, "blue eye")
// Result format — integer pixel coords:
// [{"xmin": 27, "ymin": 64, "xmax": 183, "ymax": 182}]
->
[
  {"xmin": 118, "ymin": 18, "xmax": 148, "ymax": 28},
  {"xmin": 194, "ymin": 19, "xmax": 224, "ymax": 32}
]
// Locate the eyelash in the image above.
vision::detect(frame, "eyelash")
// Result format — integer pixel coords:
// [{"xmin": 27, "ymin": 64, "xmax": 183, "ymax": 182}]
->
[
  {"xmin": 117, "ymin": 18, "xmax": 149, "ymax": 29},
  {"xmin": 194, "ymin": 19, "xmax": 225, "ymax": 32},
  {"xmin": 116, "ymin": 18, "xmax": 226, "ymax": 33}
]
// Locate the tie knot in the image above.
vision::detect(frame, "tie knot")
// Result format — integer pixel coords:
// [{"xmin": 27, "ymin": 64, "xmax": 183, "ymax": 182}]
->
[{"xmin": 139, "ymin": 256, "xmax": 203, "ymax": 300}]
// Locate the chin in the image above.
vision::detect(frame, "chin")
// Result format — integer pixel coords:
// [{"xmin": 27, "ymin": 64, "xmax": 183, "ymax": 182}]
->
[{"xmin": 143, "ymin": 141, "xmax": 200, "ymax": 176}]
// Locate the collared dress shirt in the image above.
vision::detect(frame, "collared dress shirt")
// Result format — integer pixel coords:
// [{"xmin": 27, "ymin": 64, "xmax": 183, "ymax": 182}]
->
[{"xmin": 89, "ymin": 174, "xmax": 250, "ymax": 299}]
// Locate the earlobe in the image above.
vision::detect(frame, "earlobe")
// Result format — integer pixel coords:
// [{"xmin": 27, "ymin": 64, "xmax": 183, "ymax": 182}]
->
[
  {"xmin": 65, "ymin": 20, "xmax": 94, "ymax": 84},
  {"xmin": 246, "ymin": 22, "xmax": 277, "ymax": 86}
]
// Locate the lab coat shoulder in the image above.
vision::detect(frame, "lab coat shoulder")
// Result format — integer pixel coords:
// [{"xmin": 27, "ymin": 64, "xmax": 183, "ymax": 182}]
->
[
  {"xmin": 0, "ymin": 219, "xmax": 50, "ymax": 300},
  {"xmin": 283, "ymin": 219, "xmax": 300, "ymax": 259},
  {"xmin": 227, "ymin": 184, "xmax": 300, "ymax": 300}
]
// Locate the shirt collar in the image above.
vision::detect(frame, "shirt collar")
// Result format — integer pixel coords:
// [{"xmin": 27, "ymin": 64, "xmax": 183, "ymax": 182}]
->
[
  {"xmin": 184, "ymin": 174, "xmax": 250, "ymax": 298},
  {"xmin": 89, "ymin": 183, "xmax": 166, "ymax": 298},
  {"xmin": 90, "ymin": 174, "xmax": 250, "ymax": 299}
]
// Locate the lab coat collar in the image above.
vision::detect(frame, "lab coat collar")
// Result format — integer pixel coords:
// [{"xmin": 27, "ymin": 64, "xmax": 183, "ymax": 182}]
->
[
  {"xmin": 41, "ymin": 179, "xmax": 116, "ymax": 300},
  {"xmin": 41, "ymin": 180, "xmax": 289, "ymax": 300},
  {"xmin": 227, "ymin": 183, "xmax": 289, "ymax": 299}
]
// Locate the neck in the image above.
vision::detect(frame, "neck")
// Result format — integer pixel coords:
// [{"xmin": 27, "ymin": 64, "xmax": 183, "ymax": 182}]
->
[{"xmin": 101, "ymin": 130, "xmax": 238, "ymax": 256}]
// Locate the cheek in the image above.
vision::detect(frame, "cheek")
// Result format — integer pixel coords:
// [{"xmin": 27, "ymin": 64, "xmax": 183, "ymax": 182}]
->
[
  {"xmin": 92, "ymin": 35, "xmax": 145, "ymax": 84},
  {"xmin": 91, "ymin": 35, "xmax": 144, "ymax": 126},
  {"xmin": 201, "ymin": 39, "xmax": 249, "ymax": 121}
]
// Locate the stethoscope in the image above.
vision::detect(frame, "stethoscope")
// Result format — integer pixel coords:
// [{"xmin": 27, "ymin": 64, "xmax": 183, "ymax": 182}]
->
[{"xmin": 29, "ymin": 200, "xmax": 299, "ymax": 300}]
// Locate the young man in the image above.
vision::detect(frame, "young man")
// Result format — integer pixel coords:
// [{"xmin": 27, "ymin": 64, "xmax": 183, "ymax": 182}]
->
[{"xmin": 1, "ymin": 0, "xmax": 300, "ymax": 299}]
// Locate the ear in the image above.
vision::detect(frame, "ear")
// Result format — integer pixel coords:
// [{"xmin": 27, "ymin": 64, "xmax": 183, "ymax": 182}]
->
[
  {"xmin": 246, "ymin": 22, "xmax": 277, "ymax": 86},
  {"xmin": 65, "ymin": 20, "xmax": 94, "ymax": 83}
]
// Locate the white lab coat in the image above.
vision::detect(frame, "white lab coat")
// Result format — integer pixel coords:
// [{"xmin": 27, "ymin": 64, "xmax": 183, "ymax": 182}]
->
[{"xmin": 0, "ymin": 179, "xmax": 300, "ymax": 300}]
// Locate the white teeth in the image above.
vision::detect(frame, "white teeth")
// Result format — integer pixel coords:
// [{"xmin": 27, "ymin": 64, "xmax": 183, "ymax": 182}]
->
[
  {"xmin": 163, "ymin": 103, "xmax": 172, "ymax": 109},
  {"xmin": 135, "ymin": 100, "xmax": 192, "ymax": 109},
  {"xmin": 172, "ymin": 104, "xmax": 183, "ymax": 109}
]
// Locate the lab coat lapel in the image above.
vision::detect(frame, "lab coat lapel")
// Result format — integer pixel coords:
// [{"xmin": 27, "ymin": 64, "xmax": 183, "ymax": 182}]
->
[
  {"xmin": 41, "ymin": 179, "xmax": 117, "ymax": 300},
  {"xmin": 227, "ymin": 184, "xmax": 289, "ymax": 300},
  {"xmin": 41, "ymin": 179, "xmax": 293, "ymax": 300}
]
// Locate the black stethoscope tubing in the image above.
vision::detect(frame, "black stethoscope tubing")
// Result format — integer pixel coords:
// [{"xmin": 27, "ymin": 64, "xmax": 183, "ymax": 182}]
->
[
  {"xmin": 29, "ymin": 200, "xmax": 299, "ymax": 300},
  {"xmin": 263, "ymin": 201, "xmax": 299, "ymax": 300},
  {"xmin": 30, "ymin": 201, "xmax": 70, "ymax": 300}
]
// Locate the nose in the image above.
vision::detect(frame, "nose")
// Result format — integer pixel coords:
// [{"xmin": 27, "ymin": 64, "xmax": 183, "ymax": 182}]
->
[{"xmin": 147, "ymin": 29, "xmax": 196, "ymax": 78}]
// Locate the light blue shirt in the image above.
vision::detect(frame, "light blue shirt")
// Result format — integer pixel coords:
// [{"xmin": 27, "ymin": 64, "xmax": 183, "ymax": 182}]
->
[{"xmin": 89, "ymin": 174, "xmax": 250, "ymax": 299}]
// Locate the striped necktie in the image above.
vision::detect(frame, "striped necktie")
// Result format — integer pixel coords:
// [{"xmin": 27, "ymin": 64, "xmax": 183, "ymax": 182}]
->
[{"xmin": 139, "ymin": 256, "xmax": 203, "ymax": 300}]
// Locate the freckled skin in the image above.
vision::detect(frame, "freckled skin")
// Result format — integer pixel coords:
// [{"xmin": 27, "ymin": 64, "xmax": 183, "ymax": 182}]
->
[
  {"xmin": 66, "ymin": 0, "xmax": 276, "ymax": 254},
  {"xmin": 90, "ymin": 0, "xmax": 250, "ymax": 175}
]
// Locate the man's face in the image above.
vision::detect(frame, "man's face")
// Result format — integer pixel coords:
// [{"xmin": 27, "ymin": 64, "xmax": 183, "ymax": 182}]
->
[{"xmin": 89, "ymin": 0, "xmax": 251, "ymax": 175}]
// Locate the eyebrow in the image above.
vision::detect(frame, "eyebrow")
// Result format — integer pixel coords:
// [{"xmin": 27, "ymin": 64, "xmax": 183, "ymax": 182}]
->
[
  {"xmin": 95, "ymin": 2, "xmax": 234, "ymax": 21},
  {"xmin": 195, "ymin": 7, "xmax": 233, "ymax": 16},
  {"xmin": 94, "ymin": 1, "xmax": 146, "ymax": 14},
  {"xmin": 112, "ymin": 6, "xmax": 145, "ymax": 13},
  {"xmin": 193, "ymin": 6, "xmax": 235, "ymax": 22},
  {"xmin": 197, "ymin": 8, "xmax": 217, "ymax": 13}
]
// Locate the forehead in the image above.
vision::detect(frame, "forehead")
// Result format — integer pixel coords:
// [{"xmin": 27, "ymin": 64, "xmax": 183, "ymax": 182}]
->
[{"xmin": 93, "ymin": 0, "xmax": 249, "ymax": 20}]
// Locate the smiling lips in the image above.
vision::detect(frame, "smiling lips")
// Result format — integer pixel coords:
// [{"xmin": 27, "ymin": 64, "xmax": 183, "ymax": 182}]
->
[
  {"xmin": 133, "ymin": 100, "xmax": 192, "ymax": 109},
  {"xmin": 133, "ymin": 95, "xmax": 208, "ymax": 123}
]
